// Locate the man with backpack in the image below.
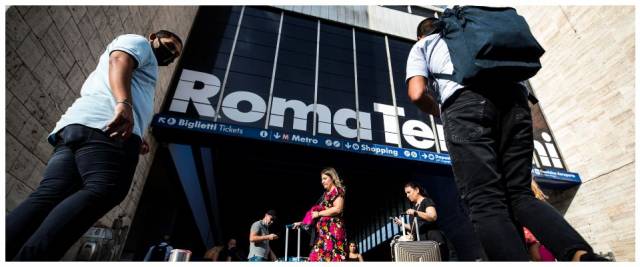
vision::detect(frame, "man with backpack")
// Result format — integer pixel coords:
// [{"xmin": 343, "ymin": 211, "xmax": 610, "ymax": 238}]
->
[
  {"xmin": 143, "ymin": 235, "xmax": 174, "ymax": 261},
  {"xmin": 405, "ymin": 6, "xmax": 606, "ymax": 261}
]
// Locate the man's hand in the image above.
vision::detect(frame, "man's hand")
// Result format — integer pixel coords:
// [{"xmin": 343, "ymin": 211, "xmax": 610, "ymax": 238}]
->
[
  {"xmin": 105, "ymin": 102, "xmax": 134, "ymax": 140},
  {"xmin": 266, "ymin": 234, "xmax": 279, "ymax": 241}
]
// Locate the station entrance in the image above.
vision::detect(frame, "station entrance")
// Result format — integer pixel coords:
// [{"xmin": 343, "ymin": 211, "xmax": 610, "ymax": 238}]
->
[{"xmin": 123, "ymin": 132, "xmax": 465, "ymax": 261}]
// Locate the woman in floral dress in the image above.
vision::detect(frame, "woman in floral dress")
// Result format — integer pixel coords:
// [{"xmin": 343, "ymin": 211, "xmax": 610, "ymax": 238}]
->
[{"xmin": 293, "ymin": 167, "xmax": 347, "ymax": 261}]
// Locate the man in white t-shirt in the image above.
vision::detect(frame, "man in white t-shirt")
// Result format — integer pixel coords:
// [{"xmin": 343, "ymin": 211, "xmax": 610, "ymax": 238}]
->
[{"xmin": 7, "ymin": 30, "xmax": 183, "ymax": 261}]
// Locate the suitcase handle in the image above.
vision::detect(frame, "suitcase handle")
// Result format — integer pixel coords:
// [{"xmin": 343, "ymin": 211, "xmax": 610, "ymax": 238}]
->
[
  {"xmin": 284, "ymin": 225, "xmax": 301, "ymax": 261},
  {"xmin": 414, "ymin": 216, "xmax": 420, "ymax": 241}
]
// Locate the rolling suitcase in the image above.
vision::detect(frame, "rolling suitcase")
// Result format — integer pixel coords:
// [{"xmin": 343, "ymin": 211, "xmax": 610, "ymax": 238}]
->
[
  {"xmin": 390, "ymin": 215, "xmax": 441, "ymax": 261},
  {"xmin": 283, "ymin": 224, "xmax": 307, "ymax": 262}
]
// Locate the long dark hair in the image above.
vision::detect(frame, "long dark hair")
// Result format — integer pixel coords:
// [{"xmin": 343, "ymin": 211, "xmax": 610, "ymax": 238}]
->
[
  {"xmin": 404, "ymin": 182, "xmax": 427, "ymax": 197},
  {"xmin": 348, "ymin": 241, "xmax": 359, "ymax": 253}
]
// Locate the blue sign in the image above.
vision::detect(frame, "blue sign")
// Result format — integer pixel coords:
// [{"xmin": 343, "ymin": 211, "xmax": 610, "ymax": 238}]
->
[
  {"xmin": 153, "ymin": 114, "xmax": 451, "ymax": 165},
  {"xmin": 532, "ymin": 168, "xmax": 581, "ymax": 189},
  {"xmin": 152, "ymin": 113, "xmax": 582, "ymax": 188}
]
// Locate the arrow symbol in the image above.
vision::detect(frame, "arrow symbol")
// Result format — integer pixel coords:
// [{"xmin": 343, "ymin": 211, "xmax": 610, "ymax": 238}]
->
[
  {"xmin": 273, "ymin": 132, "xmax": 281, "ymax": 139},
  {"xmin": 345, "ymin": 143, "xmax": 351, "ymax": 149}
]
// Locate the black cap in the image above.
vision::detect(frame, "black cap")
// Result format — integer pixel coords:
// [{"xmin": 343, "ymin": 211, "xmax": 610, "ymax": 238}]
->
[{"xmin": 266, "ymin": 209, "xmax": 277, "ymax": 219}]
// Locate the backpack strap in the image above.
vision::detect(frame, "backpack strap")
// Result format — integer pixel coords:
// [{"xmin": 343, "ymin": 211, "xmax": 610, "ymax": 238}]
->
[
  {"xmin": 426, "ymin": 36, "xmax": 444, "ymax": 103},
  {"xmin": 432, "ymin": 73, "xmax": 454, "ymax": 81},
  {"xmin": 428, "ymin": 35, "xmax": 455, "ymax": 83}
]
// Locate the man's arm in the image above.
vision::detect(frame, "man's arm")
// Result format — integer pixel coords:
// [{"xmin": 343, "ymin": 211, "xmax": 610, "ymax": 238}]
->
[
  {"xmin": 105, "ymin": 50, "xmax": 136, "ymax": 139},
  {"xmin": 249, "ymin": 231, "xmax": 276, "ymax": 243},
  {"xmin": 407, "ymin": 75, "xmax": 440, "ymax": 116},
  {"xmin": 249, "ymin": 231, "xmax": 264, "ymax": 243}
]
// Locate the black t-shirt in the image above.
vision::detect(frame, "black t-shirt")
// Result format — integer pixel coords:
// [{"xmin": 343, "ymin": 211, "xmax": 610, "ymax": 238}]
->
[{"xmin": 409, "ymin": 197, "xmax": 437, "ymax": 240}]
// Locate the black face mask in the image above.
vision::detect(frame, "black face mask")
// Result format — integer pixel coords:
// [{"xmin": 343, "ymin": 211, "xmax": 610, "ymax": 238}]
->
[{"xmin": 152, "ymin": 38, "xmax": 176, "ymax": 66}]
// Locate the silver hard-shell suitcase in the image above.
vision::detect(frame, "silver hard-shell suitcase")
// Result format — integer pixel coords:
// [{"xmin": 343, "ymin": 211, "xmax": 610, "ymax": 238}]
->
[{"xmin": 390, "ymin": 215, "xmax": 441, "ymax": 261}]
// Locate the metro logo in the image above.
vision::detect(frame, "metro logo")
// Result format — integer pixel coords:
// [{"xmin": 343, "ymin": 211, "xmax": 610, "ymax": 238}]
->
[{"xmin": 168, "ymin": 69, "xmax": 443, "ymax": 151}]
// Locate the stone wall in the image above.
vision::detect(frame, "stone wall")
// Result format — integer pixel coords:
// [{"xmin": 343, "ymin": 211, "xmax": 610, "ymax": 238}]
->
[{"xmin": 517, "ymin": 6, "xmax": 635, "ymax": 261}]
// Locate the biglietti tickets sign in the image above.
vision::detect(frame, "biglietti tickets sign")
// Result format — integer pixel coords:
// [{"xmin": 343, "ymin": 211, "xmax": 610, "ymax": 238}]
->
[{"xmin": 153, "ymin": 6, "xmax": 580, "ymax": 187}]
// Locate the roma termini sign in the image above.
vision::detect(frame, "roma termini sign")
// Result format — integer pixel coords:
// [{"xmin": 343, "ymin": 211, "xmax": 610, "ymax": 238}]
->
[{"xmin": 153, "ymin": 6, "xmax": 580, "ymax": 188}]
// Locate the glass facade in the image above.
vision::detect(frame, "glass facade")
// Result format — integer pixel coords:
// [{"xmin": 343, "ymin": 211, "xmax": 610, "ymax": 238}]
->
[
  {"xmin": 355, "ymin": 30, "xmax": 393, "ymax": 144},
  {"xmin": 317, "ymin": 22, "xmax": 357, "ymax": 139},
  {"xmin": 218, "ymin": 7, "xmax": 281, "ymax": 129},
  {"xmin": 164, "ymin": 6, "xmax": 443, "ymax": 152},
  {"xmin": 271, "ymin": 14, "xmax": 317, "ymax": 133}
]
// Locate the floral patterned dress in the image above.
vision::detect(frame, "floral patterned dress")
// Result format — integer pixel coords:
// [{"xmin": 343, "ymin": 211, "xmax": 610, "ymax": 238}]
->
[{"xmin": 308, "ymin": 187, "xmax": 347, "ymax": 262}]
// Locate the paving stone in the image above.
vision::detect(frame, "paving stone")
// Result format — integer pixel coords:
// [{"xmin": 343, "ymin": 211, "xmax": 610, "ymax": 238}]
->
[
  {"xmin": 24, "ymin": 6, "xmax": 53, "ymax": 39},
  {"xmin": 16, "ymin": 32, "xmax": 45, "ymax": 73},
  {"xmin": 48, "ymin": 6, "xmax": 72, "ymax": 30}
]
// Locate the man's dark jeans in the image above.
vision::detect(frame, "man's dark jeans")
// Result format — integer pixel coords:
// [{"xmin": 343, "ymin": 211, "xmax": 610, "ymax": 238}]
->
[
  {"xmin": 6, "ymin": 124, "xmax": 141, "ymax": 261},
  {"xmin": 441, "ymin": 84, "xmax": 593, "ymax": 261}
]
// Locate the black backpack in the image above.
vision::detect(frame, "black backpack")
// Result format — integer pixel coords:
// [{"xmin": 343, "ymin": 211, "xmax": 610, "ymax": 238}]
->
[{"xmin": 430, "ymin": 6, "xmax": 545, "ymax": 86}]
